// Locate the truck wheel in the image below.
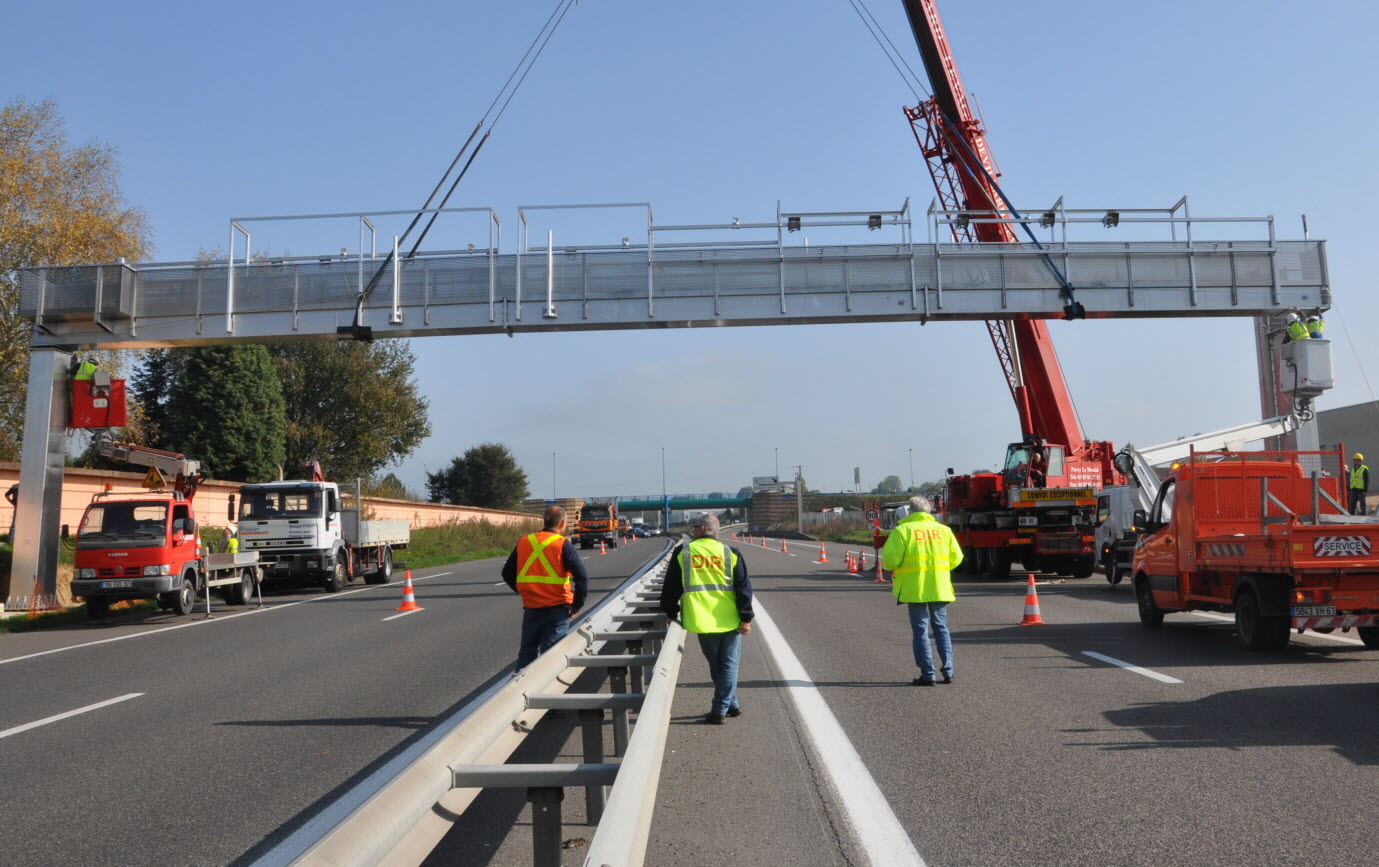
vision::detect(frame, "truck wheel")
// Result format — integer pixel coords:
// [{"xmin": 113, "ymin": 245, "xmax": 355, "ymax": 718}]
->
[
  {"xmin": 86, "ymin": 596, "xmax": 111, "ymax": 619},
  {"xmin": 987, "ymin": 549, "xmax": 1012, "ymax": 579},
  {"xmin": 1135, "ymin": 576, "xmax": 1164, "ymax": 629},
  {"xmin": 1235, "ymin": 588, "xmax": 1289, "ymax": 651},
  {"xmin": 1356, "ymin": 626, "xmax": 1379, "ymax": 649},
  {"xmin": 325, "ymin": 559, "xmax": 347, "ymax": 593},
  {"xmin": 1071, "ymin": 555, "xmax": 1095, "ymax": 580},
  {"xmin": 1106, "ymin": 559, "xmax": 1123, "ymax": 586},
  {"xmin": 365, "ymin": 548, "xmax": 393, "ymax": 585},
  {"xmin": 227, "ymin": 569, "xmax": 256, "ymax": 605},
  {"xmin": 169, "ymin": 576, "xmax": 196, "ymax": 616}
]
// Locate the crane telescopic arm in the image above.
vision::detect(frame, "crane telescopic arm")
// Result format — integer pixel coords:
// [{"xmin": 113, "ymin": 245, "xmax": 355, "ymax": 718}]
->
[{"xmin": 900, "ymin": 0, "xmax": 1084, "ymax": 451}]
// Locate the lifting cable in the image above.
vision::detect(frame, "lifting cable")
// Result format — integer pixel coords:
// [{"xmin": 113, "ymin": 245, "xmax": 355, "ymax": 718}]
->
[
  {"xmin": 349, "ymin": 0, "xmax": 580, "ymax": 332},
  {"xmin": 845, "ymin": 0, "xmax": 1085, "ymax": 320}
]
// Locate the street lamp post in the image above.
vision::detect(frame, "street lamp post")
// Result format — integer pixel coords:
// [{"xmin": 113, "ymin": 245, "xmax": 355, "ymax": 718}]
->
[
  {"xmin": 661, "ymin": 447, "xmax": 668, "ymax": 530},
  {"xmin": 774, "ymin": 447, "xmax": 779, "ymax": 480},
  {"xmin": 909, "ymin": 448, "xmax": 914, "ymax": 491},
  {"xmin": 552, "ymin": 451, "xmax": 556, "ymax": 501}
]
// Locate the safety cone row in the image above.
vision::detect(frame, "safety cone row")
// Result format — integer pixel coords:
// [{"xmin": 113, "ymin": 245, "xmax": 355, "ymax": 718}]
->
[
  {"xmin": 815, "ymin": 544, "xmax": 829, "ymax": 564},
  {"xmin": 1020, "ymin": 574, "xmax": 1045, "ymax": 625},
  {"xmin": 847, "ymin": 552, "xmax": 859, "ymax": 574},
  {"xmin": 396, "ymin": 570, "xmax": 423, "ymax": 612}
]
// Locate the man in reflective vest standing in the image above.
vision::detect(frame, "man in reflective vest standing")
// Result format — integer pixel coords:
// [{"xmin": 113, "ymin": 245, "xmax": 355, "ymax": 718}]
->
[
  {"xmin": 502, "ymin": 506, "xmax": 590, "ymax": 670},
  {"xmin": 1349, "ymin": 453, "xmax": 1370, "ymax": 516},
  {"xmin": 881, "ymin": 495, "xmax": 963, "ymax": 686},
  {"xmin": 660, "ymin": 514, "xmax": 753, "ymax": 724}
]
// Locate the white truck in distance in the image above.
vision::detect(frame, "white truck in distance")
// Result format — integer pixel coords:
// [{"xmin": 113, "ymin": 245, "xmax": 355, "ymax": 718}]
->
[{"xmin": 237, "ymin": 470, "xmax": 408, "ymax": 592}]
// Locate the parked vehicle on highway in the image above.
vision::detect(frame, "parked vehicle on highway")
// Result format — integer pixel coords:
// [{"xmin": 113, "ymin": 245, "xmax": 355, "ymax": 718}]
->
[
  {"xmin": 1131, "ymin": 446, "xmax": 1379, "ymax": 651},
  {"xmin": 577, "ymin": 501, "xmax": 619, "ymax": 549},
  {"xmin": 70, "ymin": 442, "xmax": 260, "ymax": 617},
  {"xmin": 237, "ymin": 462, "xmax": 408, "ymax": 592}
]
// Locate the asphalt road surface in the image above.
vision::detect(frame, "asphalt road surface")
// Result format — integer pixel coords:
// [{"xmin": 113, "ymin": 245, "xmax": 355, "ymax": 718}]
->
[{"xmin": 4, "ymin": 533, "xmax": 1377, "ymax": 866}]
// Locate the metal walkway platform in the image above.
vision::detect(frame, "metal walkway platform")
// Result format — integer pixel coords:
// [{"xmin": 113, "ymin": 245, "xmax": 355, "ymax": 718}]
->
[{"xmin": 19, "ymin": 235, "xmax": 1328, "ymax": 349}]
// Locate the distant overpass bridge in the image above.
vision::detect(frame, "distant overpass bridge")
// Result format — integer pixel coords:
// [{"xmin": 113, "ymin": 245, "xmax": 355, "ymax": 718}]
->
[{"xmin": 616, "ymin": 496, "xmax": 754, "ymax": 513}]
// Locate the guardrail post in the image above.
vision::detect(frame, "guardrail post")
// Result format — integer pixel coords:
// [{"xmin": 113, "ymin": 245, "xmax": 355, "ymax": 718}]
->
[
  {"xmin": 609, "ymin": 666, "xmax": 630, "ymax": 756},
  {"xmin": 628, "ymin": 639, "xmax": 644, "ymax": 692},
  {"xmin": 579, "ymin": 708, "xmax": 607, "ymax": 822},
  {"xmin": 529, "ymin": 786, "xmax": 564, "ymax": 867}
]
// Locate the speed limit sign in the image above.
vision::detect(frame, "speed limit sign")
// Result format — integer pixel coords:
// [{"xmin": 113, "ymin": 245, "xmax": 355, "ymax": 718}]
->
[{"xmin": 865, "ymin": 508, "xmax": 879, "ymax": 522}]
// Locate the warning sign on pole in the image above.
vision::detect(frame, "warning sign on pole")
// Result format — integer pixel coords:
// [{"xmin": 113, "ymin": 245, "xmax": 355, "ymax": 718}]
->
[{"xmin": 142, "ymin": 466, "xmax": 167, "ymax": 488}]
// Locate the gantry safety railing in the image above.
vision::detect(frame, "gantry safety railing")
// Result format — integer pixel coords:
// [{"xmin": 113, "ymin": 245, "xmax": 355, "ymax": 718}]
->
[
  {"xmin": 16, "ymin": 196, "xmax": 1327, "ymax": 349},
  {"xmin": 269, "ymin": 541, "xmax": 681, "ymax": 867}
]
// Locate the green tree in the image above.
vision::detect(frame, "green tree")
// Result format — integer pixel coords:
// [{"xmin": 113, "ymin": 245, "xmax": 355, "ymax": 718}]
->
[
  {"xmin": 159, "ymin": 346, "xmax": 286, "ymax": 481},
  {"xmin": 268, "ymin": 340, "xmax": 430, "ymax": 483},
  {"xmin": 426, "ymin": 443, "xmax": 530, "ymax": 509},
  {"xmin": 367, "ymin": 472, "xmax": 416, "ymax": 500},
  {"xmin": 875, "ymin": 474, "xmax": 904, "ymax": 494},
  {"xmin": 0, "ymin": 99, "xmax": 152, "ymax": 459}
]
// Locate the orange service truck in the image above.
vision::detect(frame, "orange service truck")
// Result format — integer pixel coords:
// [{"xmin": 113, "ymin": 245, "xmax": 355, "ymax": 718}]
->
[{"xmin": 1131, "ymin": 447, "xmax": 1379, "ymax": 651}]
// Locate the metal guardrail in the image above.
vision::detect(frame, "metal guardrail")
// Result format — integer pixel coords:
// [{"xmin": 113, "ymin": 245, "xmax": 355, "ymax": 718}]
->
[{"xmin": 283, "ymin": 541, "xmax": 680, "ymax": 866}]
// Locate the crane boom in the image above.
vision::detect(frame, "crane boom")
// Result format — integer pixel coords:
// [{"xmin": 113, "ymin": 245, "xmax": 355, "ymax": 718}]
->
[
  {"xmin": 900, "ymin": 0, "xmax": 1086, "ymax": 453},
  {"xmin": 95, "ymin": 441, "xmax": 204, "ymax": 499}
]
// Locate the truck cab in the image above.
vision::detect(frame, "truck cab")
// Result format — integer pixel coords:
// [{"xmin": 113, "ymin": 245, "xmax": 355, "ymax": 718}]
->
[
  {"xmin": 72, "ymin": 493, "xmax": 203, "ymax": 616},
  {"xmin": 238, "ymin": 481, "xmax": 346, "ymax": 587}
]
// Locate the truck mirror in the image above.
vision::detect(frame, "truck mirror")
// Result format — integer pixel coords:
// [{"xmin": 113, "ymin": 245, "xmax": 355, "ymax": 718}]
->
[
  {"xmin": 227, "ymin": 494, "xmax": 236, "ymax": 522},
  {"xmin": 61, "ymin": 524, "xmax": 70, "ymax": 539},
  {"xmin": 946, "ymin": 467, "xmax": 954, "ymax": 476},
  {"xmin": 1133, "ymin": 509, "xmax": 1149, "ymax": 530},
  {"xmin": 185, "ymin": 519, "xmax": 196, "ymax": 536}
]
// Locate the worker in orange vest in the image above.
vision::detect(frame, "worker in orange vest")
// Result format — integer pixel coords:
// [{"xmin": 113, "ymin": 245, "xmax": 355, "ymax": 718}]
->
[{"xmin": 502, "ymin": 505, "xmax": 590, "ymax": 670}]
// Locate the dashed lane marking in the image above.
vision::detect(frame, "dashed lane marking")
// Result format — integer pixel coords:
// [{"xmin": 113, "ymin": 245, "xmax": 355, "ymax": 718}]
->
[
  {"xmin": 1081, "ymin": 651, "xmax": 1183, "ymax": 683},
  {"xmin": 0, "ymin": 570, "xmax": 455, "ymax": 667},
  {"xmin": 0, "ymin": 693, "xmax": 143, "ymax": 740},
  {"xmin": 753, "ymin": 600, "xmax": 925, "ymax": 866}
]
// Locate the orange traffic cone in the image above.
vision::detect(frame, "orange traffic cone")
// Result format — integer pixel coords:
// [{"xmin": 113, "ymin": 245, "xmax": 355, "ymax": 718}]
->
[
  {"xmin": 396, "ymin": 570, "xmax": 423, "ymax": 612},
  {"xmin": 847, "ymin": 552, "xmax": 859, "ymax": 574},
  {"xmin": 599, "ymin": 539, "xmax": 607, "ymax": 555},
  {"xmin": 780, "ymin": 537, "xmax": 788, "ymax": 553},
  {"xmin": 1020, "ymin": 574, "xmax": 1045, "ymax": 625},
  {"xmin": 814, "ymin": 544, "xmax": 829, "ymax": 564},
  {"xmin": 873, "ymin": 556, "xmax": 887, "ymax": 583}
]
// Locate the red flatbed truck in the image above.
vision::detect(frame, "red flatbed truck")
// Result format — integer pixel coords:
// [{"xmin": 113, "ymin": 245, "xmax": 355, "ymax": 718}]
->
[{"xmin": 1131, "ymin": 446, "xmax": 1379, "ymax": 651}]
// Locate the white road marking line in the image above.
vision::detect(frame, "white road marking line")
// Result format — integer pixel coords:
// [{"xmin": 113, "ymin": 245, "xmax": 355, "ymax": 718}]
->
[
  {"xmin": 0, "ymin": 570, "xmax": 456, "ymax": 667},
  {"xmin": 1189, "ymin": 610, "xmax": 1365, "ymax": 645},
  {"xmin": 753, "ymin": 600, "xmax": 925, "ymax": 867},
  {"xmin": 1081, "ymin": 651, "xmax": 1183, "ymax": 683},
  {"xmin": 0, "ymin": 693, "xmax": 143, "ymax": 740},
  {"xmin": 381, "ymin": 608, "xmax": 423, "ymax": 622}
]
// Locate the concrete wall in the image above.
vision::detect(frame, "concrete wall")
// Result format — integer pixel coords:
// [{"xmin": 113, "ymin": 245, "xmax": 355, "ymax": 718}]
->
[{"xmin": 0, "ymin": 461, "xmax": 537, "ymax": 541}]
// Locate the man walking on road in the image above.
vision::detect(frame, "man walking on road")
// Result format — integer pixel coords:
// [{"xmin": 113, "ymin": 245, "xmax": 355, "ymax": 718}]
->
[
  {"xmin": 502, "ymin": 506, "xmax": 590, "ymax": 670},
  {"xmin": 881, "ymin": 495, "xmax": 963, "ymax": 686},
  {"xmin": 660, "ymin": 514, "xmax": 753, "ymax": 724}
]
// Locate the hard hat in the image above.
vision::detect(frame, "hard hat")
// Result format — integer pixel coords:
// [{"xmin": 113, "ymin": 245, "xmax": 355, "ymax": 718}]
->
[
  {"xmin": 1355, "ymin": 453, "xmax": 1364, "ymax": 460},
  {"xmin": 1286, "ymin": 312, "xmax": 1301, "ymax": 322},
  {"xmin": 1307, "ymin": 314, "xmax": 1320, "ymax": 322}
]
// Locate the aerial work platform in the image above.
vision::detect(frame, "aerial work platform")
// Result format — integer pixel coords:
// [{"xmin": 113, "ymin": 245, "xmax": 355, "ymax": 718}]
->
[{"xmin": 17, "ymin": 199, "xmax": 1328, "ymax": 349}]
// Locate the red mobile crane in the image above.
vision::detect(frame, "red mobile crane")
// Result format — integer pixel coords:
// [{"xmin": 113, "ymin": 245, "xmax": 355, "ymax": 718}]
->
[{"xmin": 896, "ymin": 0, "xmax": 1122, "ymax": 577}]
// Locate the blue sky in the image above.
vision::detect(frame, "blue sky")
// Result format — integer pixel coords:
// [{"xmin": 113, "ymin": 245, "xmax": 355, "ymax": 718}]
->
[{"xmin": 12, "ymin": 1, "xmax": 1379, "ymax": 499}]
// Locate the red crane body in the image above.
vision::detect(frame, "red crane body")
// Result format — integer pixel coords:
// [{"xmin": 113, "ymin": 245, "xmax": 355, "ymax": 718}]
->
[{"xmin": 898, "ymin": 0, "xmax": 1120, "ymax": 576}]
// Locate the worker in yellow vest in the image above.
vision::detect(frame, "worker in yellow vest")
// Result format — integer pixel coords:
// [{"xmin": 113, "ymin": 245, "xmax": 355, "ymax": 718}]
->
[
  {"xmin": 1307, "ymin": 314, "xmax": 1326, "ymax": 339},
  {"xmin": 225, "ymin": 525, "xmax": 239, "ymax": 553},
  {"xmin": 502, "ymin": 506, "xmax": 590, "ymax": 669},
  {"xmin": 1285, "ymin": 313, "xmax": 1310, "ymax": 343},
  {"xmin": 1349, "ymin": 453, "xmax": 1370, "ymax": 516},
  {"xmin": 881, "ymin": 495, "xmax": 964, "ymax": 686},
  {"xmin": 660, "ymin": 513, "xmax": 753, "ymax": 724}
]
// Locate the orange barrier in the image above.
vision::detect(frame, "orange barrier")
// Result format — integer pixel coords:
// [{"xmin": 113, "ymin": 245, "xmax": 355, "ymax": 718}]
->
[{"xmin": 1020, "ymin": 574, "xmax": 1045, "ymax": 625}]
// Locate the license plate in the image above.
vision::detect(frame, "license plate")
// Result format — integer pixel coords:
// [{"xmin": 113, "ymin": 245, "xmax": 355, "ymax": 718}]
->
[
  {"xmin": 1292, "ymin": 605, "xmax": 1337, "ymax": 617},
  {"xmin": 99, "ymin": 580, "xmax": 133, "ymax": 589}
]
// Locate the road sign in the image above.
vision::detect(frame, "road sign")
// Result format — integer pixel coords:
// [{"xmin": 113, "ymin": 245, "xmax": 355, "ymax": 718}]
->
[
  {"xmin": 865, "ymin": 508, "xmax": 879, "ymax": 522},
  {"xmin": 142, "ymin": 467, "xmax": 167, "ymax": 488}
]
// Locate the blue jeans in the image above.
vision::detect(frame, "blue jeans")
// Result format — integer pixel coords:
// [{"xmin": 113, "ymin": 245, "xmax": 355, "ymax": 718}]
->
[
  {"xmin": 697, "ymin": 630, "xmax": 743, "ymax": 716},
  {"xmin": 516, "ymin": 606, "xmax": 571, "ymax": 670},
  {"xmin": 908, "ymin": 602, "xmax": 953, "ymax": 680}
]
